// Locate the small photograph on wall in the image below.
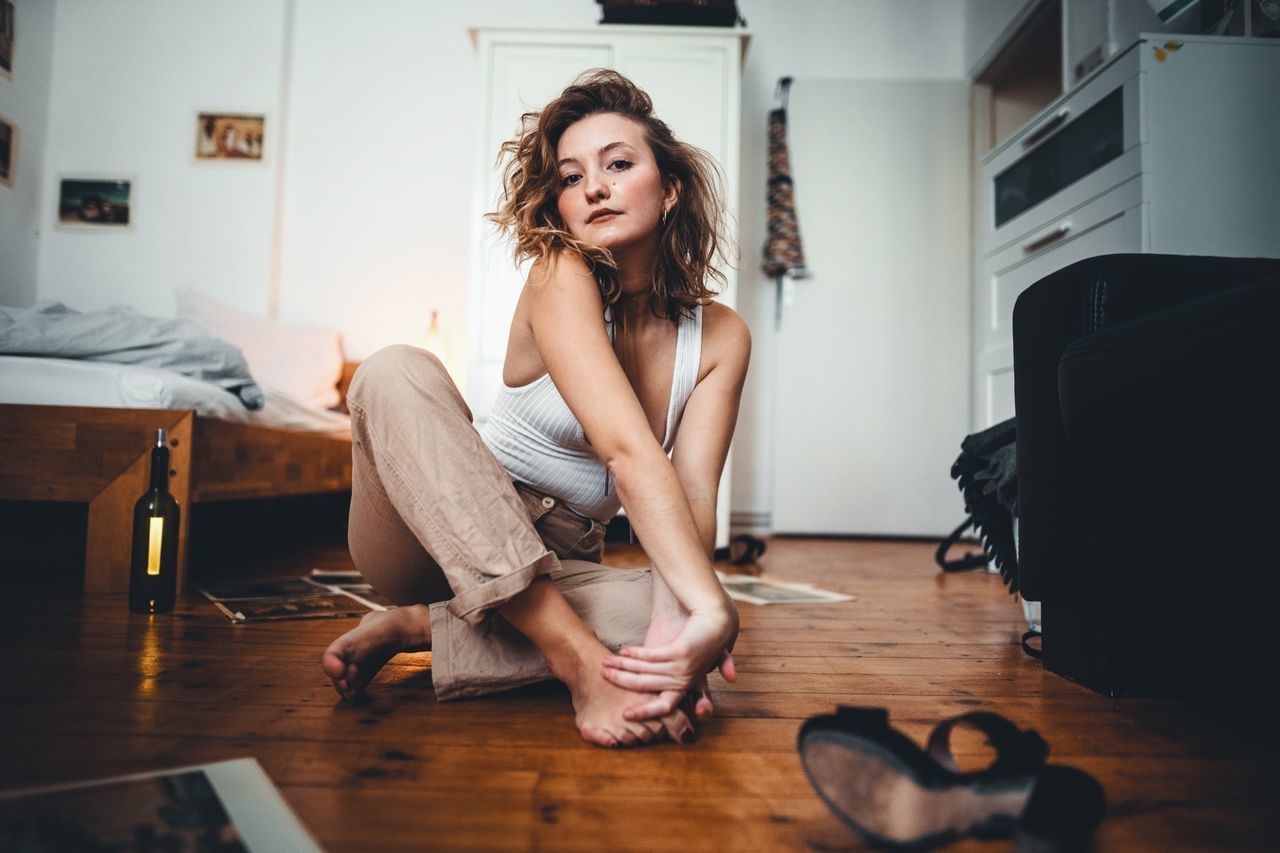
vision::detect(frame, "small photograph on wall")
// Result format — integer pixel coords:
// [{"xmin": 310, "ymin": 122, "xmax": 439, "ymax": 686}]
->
[
  {"xmin": 1, "ymin": 0, "xmax": 14, "ymax": 80},
  {"xmin": 0, "ymin": 114, "xmax": 14, "ymax": 188},
  {"xmin": 195, "ymin": 112, "xmax": 265, "ymax": 161},
  {"xmin": 57, "ymin": 177, "xmax": 134, "ymax": 230}
]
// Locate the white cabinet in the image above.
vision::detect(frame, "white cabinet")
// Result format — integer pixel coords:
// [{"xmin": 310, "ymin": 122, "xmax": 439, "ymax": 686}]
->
[
  {"xmin": 468, "ymin": 26, "xmax": 747, "ymax": 544},
  {"xmin": 973, "ymin": 33, "xmax": 1280, "ymax": 429}
]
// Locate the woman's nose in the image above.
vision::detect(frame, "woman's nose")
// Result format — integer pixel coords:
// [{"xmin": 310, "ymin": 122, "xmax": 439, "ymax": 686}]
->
[{"xmin": 583, "ymin": 170, "xmax": 610, "ymax": 201}]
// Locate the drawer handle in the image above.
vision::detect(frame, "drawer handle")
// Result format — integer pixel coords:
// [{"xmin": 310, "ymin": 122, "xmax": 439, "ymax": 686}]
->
[
  {"xmin": 1022, "ymin": 108, "xmax": 1071, "ymax": 149},
  {"xmin": 1022, "ymin": 223, "xmax": 1072, "ymax": 254}
]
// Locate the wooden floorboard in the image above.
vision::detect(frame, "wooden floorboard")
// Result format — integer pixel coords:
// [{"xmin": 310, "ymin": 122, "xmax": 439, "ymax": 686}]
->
[{"xmin": 4, "ymin": 537, "xmax": 1278, "ymax": 851}]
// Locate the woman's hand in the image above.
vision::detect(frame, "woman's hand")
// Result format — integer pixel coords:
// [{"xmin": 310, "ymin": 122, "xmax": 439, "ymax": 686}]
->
[{"xmin": 601, "ymin": 600, "xmax": 738, "ymax": 717}]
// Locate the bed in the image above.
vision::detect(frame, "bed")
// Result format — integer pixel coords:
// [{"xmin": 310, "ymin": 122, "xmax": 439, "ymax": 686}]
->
[{"xmin": 0, "ymin": 299, "xmax": 359, "ymax": 595}]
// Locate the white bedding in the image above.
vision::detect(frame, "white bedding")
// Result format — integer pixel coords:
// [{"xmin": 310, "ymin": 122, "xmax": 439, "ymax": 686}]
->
[{"xmin": 0, "ymin": 356, "xmax": 350, "ymax": 438}]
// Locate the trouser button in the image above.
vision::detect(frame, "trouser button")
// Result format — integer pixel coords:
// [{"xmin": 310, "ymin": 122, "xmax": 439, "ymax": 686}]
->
[{"xmin": 541, "ymin": 496, "xmax": 555, "ymax": 509}]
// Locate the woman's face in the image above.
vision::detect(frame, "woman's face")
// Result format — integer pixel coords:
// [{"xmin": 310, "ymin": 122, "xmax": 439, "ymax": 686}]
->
[{"xmin": 555, "ymin": 112, "xmax": 674, "ymax": 255}]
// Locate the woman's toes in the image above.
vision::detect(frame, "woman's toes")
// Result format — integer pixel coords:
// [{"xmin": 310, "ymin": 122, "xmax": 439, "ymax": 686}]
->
[
  {"xmin": 581, "ymin": 724, "xmax": 617, "ymax": 749},
  {"xmin": 627, "ymin": 723, "xmax": 656, "ymax": 745}
]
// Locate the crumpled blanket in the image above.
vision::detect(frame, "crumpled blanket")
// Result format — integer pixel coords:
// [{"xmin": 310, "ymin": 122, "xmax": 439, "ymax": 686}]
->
[{"xmin": 0, "ymin": 301, "xmax": 265, "ymax": 409}]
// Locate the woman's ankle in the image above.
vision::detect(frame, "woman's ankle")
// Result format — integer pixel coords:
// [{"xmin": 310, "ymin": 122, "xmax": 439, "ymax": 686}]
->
[
  {"xmin": 498, "ymin": 577, "xmax": 605, "ymax": 683},
  {"xmin": 544, "ymin": 633, "xmax": 608, "ymax": 689},
  {"xmin": 387, "ymin": 603, "xmax": 434, "ymax": 651}
]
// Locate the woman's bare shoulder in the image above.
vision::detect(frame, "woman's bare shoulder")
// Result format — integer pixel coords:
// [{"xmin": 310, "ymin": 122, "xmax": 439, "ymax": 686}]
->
[
  {"xmin": 699, "ymin": 301, "xmax": 751, "ymax": 375},
  {"xmin": 526, "ymin": 251, "xmax": 597, "ymax": 295}
]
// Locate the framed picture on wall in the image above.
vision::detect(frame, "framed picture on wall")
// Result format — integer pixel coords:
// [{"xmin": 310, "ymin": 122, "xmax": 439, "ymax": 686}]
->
[
  {"xmin": 0, "ymin": 114, "xmax": 14, "ymax": 188},
  {"xmin": 195, "ymin": 112, "xmax": 266, "ymax": 161},
  {"xmin": 1, "ymin": 0, "xmax": 13, "ymax": 80},
  {"xmin": 56, "ymin": 176, "xmax": 135, "ymax": 230}
]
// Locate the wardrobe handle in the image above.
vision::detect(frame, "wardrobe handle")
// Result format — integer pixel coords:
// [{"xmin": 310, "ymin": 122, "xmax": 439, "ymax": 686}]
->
[
  {"xmin": 1022, "ymin": 223, "xmax": 1072, "ymax": 254},
  {"xmin": 1022, "ymin": 108, "xmax": 1071, "ymax": 149}
]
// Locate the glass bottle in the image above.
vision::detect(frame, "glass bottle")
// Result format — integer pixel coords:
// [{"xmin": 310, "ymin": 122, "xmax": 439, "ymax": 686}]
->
[{"xmin": 129, "ymin": 428, "xmax": 180, "ymax": 613}]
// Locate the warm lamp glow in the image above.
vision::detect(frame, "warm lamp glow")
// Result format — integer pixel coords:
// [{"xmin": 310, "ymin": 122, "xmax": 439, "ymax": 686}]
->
[
  {"xmin": 423, "ymin": 310, "xmax": 445, "ymax": 356},
  {"xmin": 421, "ymin": 309, "xmax": 455, "ymax": 377},
  {"xmin": 147, "ymin": 517, "xmax": 164, "ymax": 575}
]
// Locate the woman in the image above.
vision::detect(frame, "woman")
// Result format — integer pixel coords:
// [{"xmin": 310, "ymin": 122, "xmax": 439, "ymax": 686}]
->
[{"xmin": 322, "ymin": 69, "xmax": 750, "ymax": 748}]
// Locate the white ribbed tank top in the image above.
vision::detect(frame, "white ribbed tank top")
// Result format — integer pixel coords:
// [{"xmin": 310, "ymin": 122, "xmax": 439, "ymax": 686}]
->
[{"xmin": 482, "ymin": 304, "xmax": 703, "ymax": 522}]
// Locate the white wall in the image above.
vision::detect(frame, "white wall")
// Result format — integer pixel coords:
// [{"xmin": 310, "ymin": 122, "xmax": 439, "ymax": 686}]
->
[
  {"xmin": 35, "ymin": 0, "xmax": 288, "ymax": 315},
  {"xmin": 277, "ymin": 0, "xmax": 597, "ymax": 377},
  {"xmin": 19, "ymin": 0, "xmax": 983, "ymax": 527},
  {"xmin": 0, "ymin": 0, "xmax": 55, "ymax": 307},
  {"xmin": 729, "ymin": 0, "xmax": 969, "ymax": 527}
]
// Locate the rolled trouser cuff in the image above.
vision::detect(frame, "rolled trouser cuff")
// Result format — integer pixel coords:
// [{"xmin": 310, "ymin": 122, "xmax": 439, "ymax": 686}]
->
[
  {"xmin": 444, "ymin": 550, "xmax": 560, "ymax": 627},
  {"xmin": 430, "ymin": 561, "xmax": 653, "ymax": 701}
]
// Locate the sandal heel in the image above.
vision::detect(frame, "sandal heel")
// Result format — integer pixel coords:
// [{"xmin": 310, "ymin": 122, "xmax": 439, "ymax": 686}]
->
[{"xmin": 1017, "ymin": 765, "xmax": 1107, "ymax": 850}]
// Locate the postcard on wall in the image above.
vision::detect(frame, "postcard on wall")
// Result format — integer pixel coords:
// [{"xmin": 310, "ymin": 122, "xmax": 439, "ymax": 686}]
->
[
  {"xmin": 196, "ymin": 112, "xmax": 266, "ymax": 161},
  {"xmin": 0, "ymin": 113, "xmax": 14, "ymax": 188},
  {"xmin": 56, "ymin": 176, "xmax": 134, "ymax": 230},
  {"xmin": 717, "ymin": 571, "xmax": 855, "ymax": 606},
  {"xmin": 0, "ymin": 757, "xmax": 322, "ymax": 852},
  {"xmin": 1, "ymin": 0, "xmax": 14, "ymax": 81}
]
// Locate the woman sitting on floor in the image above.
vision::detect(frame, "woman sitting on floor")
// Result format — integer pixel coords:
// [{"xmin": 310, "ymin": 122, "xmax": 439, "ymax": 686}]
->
[{"xmin": 322, "ymin": 69, "xmax": 750, "ymax": 748}]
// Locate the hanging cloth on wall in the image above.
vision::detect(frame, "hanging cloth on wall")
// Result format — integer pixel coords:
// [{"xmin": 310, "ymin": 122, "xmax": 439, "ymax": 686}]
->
[{"xmin": 762, "ymin": 76, "xmax": 810, "ymax": 330}]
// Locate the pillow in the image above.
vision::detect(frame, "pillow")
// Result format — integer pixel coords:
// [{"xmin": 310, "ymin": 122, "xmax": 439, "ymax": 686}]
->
[{"xmin": 176, "ymin": 290, "xmax": 344, "ymax": 411}]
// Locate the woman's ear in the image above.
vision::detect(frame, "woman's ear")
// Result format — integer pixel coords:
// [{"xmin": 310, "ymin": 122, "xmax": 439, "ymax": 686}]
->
[{"xmin": 664, "ymin": 176, "xmax": 682, "ymax": 212}]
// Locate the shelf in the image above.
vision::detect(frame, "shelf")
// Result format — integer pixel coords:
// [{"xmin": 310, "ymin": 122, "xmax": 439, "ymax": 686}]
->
[{"xmin": 975, "ymin": 0, "xmax": 1064, "ymax": 156}]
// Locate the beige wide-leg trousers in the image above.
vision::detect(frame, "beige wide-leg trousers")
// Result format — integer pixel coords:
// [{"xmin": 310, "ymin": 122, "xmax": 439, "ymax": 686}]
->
[{"xmin": 346, "ymin": 345, "xmax": 652, "ymax": 701}]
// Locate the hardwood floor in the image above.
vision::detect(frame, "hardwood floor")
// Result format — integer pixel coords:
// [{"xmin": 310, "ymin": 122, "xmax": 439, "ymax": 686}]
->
[{"xmin": 4, "ymin": 536, "xmax": 1276, "ymax": 851}]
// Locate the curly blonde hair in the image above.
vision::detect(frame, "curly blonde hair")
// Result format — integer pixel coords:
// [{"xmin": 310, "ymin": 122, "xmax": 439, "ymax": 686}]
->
[{"xmin": 487, "ymin": 69, "xmax": 731, "ymax": 320}]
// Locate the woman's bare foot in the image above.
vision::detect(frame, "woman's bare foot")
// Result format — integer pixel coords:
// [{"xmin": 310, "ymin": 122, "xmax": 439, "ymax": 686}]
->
[
  {"xmin": 321, "ymin": 604, "xmax": 432, "ymax": 700},
  {"xmin": 610, "ymin": 609, "xmax": 719, "ymax": 721},
  {"xmin": 559, "ymin": 645, "xmax": 696, "ymax": 748}
]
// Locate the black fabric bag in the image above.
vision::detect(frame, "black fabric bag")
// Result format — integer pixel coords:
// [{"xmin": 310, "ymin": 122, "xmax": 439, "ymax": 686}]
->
[{"xmin": 937, "ymin": 417, "xmax": 1019, "ymax": 593}]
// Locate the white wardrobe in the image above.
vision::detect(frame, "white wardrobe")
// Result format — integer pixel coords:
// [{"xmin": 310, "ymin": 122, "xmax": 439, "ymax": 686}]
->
[{"xmin": 468, "ymin": 26, "xmax": 748, "ymax": 545}]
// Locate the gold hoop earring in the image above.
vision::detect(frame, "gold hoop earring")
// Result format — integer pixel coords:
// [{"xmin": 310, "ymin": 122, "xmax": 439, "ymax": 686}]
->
[{"xmin": 661, "ymin": 208, "xmax": 668, "ymax": 226}]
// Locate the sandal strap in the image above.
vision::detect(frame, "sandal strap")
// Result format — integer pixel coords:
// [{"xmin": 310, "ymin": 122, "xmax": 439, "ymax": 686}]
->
[
  {"xmin": 935, "ymin": 517, "xmax": 989, "ymax": 572},
  {"xmin": 833, "ymin": 705, "xmax": 890, "ymax": 728},
  {"xmin": 1021, "ymin": 629, "xmax": 1043, "ymax": 659},
  {"xmin": 926, "ymin": 711, "xmax": 1049, "ymax": 775}
]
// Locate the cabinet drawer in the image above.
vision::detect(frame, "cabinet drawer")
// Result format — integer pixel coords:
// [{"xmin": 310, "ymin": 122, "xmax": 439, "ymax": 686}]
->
[
  {"xmin": 982, "ymin": 44, "xmax": 1142, "ymax": 254},
  {"xmin": 977, "ymin": 177, "xmax": 1144, "ymax": 371}
]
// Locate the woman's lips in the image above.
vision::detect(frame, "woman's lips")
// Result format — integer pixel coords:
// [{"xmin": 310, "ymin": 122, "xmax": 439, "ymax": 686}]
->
[{"xmin": 588, "ymin": 211, "xmax": 620, "ymax": 224}]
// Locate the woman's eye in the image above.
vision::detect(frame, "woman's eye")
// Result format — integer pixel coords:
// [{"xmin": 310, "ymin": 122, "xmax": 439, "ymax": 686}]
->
[
  {"xmin": 561, "ymin": 174, "xmax": 582, "ymax": 187},
  {"xmin": 609, "ymin": 159, "xmax": 634, "ymax": 171}
]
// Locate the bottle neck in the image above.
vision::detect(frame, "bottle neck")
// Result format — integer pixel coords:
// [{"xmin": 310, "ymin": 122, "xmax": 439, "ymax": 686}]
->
[{"xmin": 150, "ymin": 444, "xmax": 170, "ymax": 492}]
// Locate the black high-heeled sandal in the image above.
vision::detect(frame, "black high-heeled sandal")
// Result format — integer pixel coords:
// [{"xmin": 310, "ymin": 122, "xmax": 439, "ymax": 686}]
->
[
  {"xmin": 713, "ymin": 534, "xmax": 767, "ymax": 565},
  {"xmin": 798, "ymin": 706, "xmax": 1105, "ymax": 850}
]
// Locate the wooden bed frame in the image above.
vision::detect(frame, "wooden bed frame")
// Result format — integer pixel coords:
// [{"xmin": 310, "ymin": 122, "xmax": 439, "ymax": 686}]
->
[{"xmin": 0, "ymin": 362, "xmax": 358, "ymax": 594}]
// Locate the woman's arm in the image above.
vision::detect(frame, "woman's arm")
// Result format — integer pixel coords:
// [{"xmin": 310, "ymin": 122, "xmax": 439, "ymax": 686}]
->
[
  {"xmin": 601, "ymin": 301, "xmax": 752, "ymax": 707},
  {"xmin": 646, "ymin": 299, "xmax": 751, "ymax": 618},
  {"xmin": 523, "ymin": 255, "xmax": 734, "ymax": 671}
]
